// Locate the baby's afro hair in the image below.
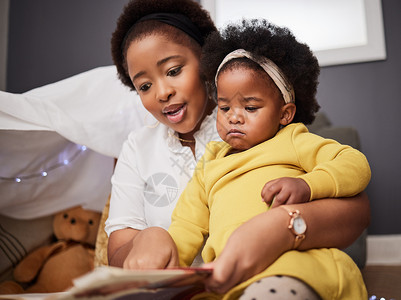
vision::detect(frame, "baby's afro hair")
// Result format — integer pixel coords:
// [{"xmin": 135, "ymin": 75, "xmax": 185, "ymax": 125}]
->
[
  {"xmin": 111, "ymin": 0, "xmax": 217, "ymax": 91},
  {"xmin": 201, "ymin": 19, "xmax": 320, "ymax": 125}
]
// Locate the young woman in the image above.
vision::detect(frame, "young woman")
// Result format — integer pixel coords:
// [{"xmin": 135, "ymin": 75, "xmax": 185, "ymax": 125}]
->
[{"xmin": 105, "ymin": 0, "xmax": 370, "ymax": 296}]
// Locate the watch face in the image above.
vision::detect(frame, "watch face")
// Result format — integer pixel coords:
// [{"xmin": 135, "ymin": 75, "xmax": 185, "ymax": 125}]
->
[{"xmin": 293, "ymin": 216, "xmax": 307, "ymax": 234}]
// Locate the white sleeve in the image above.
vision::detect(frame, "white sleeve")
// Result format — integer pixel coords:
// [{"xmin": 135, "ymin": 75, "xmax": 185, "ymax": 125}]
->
[
  {"xmin": 0, "ymin": 66, "xmax": 156, "ymax": 158},
  {"xmin": 105, "ymin": 133, "xmax": 147, "ymax": 236}
]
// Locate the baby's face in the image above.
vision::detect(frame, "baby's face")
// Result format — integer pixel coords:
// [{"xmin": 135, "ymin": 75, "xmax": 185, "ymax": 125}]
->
[{"xmin": 216, "ymin": 67, "xmax": 285, "ymax": 152}]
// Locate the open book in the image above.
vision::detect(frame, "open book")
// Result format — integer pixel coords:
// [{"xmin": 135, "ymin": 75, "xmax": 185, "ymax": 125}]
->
[{"xmin": 50, "ymin": 266, "xmax": 213, "ymax": 300}]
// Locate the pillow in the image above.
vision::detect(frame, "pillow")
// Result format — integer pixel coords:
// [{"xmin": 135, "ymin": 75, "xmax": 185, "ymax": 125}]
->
[{"xmin": 0, "ymin": 214, "xmax": 53, "ymax": 282}]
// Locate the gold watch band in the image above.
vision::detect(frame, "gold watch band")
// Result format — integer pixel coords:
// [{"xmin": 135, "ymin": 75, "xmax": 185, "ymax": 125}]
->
[{"xmin": 280, "ymin": 206, "xmax": 306, "ymax": 250}]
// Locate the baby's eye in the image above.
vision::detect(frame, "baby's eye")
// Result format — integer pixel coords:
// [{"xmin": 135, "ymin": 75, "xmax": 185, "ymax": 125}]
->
[
  {"xmin": 245, "ymin": 106, "xmax": 258, "ymax": 112},
  {"xmin": 139, "ymin": 83, "xmax": 151, "ymax": 92},
  {"xmin": 167, "ymin": 66, "xmax": 182, "ymax": 77},
  {"xmin": 219, "ymin": 106, "xmax": 229, "ymax": 112}
]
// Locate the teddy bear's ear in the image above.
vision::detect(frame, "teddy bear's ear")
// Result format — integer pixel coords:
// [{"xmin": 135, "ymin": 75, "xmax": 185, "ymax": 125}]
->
[{"xmin": 53, "ymin": 206, "xmax": 101, "ymax": 246}]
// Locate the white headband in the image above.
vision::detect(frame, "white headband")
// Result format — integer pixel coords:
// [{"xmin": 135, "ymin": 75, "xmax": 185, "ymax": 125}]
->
[{"xmin": 215, "ymin": 49, "xmax": 295, "ymax": 104}]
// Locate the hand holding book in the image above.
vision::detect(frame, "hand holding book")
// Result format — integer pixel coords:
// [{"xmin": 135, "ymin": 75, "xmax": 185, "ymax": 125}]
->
[
  {"xmin": 119, "ymin": 227, "xmax": 179, "ymax": 270},
  {"xmin": 54, "ymin": 266, "xmax": 213, "ymax": 300}
]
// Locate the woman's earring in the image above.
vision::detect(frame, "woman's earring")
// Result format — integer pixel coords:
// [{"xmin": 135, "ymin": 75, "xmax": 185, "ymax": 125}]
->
[
  {"xmin": 144, "ymin": 113, "xmax": 160, "ymax": 128},
  {"xmin": 146, "ymin": 121, "xmax": 160, "ymax": 129}
]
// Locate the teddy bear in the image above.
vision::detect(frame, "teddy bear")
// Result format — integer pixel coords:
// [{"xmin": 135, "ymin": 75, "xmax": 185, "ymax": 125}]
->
[{"xmin": 0, "ymin": 206, "xmax": 101, "ymax": 294}]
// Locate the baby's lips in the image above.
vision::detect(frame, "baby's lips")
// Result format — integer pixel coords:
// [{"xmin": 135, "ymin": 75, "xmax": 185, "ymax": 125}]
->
[{"xmin": 228, "ymin": 128, "xmax": 244, "ymax": 135}]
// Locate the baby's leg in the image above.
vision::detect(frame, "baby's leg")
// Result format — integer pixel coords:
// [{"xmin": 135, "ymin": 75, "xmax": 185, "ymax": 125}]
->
[{"xmin": 239, "ymin": 275, "xmax": 321, "ymax": 300}]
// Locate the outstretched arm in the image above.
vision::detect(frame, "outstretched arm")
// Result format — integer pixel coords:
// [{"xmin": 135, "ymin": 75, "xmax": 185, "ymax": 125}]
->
[
  {"xmin": 108, "ymin": 228, "xmax": 138, "ymax": 268},
  {"xmin": 205, "ymin": 192, "xmax": 370, "ymax": 294},
  {"xmin": 108, "ymin": 227, "xmax": 179, "ymax": 269}
]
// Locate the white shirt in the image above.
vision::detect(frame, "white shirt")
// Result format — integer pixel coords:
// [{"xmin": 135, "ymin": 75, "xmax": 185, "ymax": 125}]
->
[
  {"xmin": 0, "ymin": 66, "xmax": 153, "ymax": 158},
  {"xmin": 105, "ymin": 108, "xmax": 220, "ymax": 236}
]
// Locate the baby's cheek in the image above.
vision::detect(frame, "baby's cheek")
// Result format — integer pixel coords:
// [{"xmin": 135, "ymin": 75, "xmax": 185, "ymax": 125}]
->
[{"xmin": 216, "ymin": 116, "xmax": 225, "ymax": 132}]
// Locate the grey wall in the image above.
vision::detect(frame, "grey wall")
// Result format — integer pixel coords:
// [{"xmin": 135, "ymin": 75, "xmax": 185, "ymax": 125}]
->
[
  {"xmin": 0, "ymin": 0, "xmax": 9, "ymax": 91},
  {"xmin": 316, "ymin": 0, "xmax": 401, "ymax": 235},
  {"xmin": 6, "ymin": 0, "xmax": 129, "ymax": 92},
  {"xmin": 5, "ymin": 0, "xmax": 401, "ymax": 234}
]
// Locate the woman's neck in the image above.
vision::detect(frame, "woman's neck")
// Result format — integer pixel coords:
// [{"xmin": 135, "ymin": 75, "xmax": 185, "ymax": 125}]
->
[
  {"xmin": 180, "ymin": 139, "xmax": 196, "ymax": 156},
  {"xmin": 178, "ymin": 99, "xmax": 216, "ymax": 156},
  {"xmin": 178, "ymin": 131, "xmax": 197, "ymax": 156}
]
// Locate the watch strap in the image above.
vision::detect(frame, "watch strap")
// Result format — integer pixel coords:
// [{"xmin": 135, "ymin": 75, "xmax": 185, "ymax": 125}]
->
[{"xmin": 281, "ymin": 206, "xmax": 306, "ymax": 250}]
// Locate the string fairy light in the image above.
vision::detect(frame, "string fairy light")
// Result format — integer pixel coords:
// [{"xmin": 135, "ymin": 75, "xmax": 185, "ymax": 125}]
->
[{"xmin": 0, "ymin": 145, "xmax": 87, "ymax": 183}]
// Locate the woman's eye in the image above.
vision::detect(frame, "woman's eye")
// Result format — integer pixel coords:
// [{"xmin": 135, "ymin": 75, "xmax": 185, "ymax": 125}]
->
[
  {"xmin": 139, "ymin": 83, "xmax": 151, "ymax": 92},
  {"xmin": 245, "ymin": 106, "xmax": 258, "ymax": 112},
  {"xmin": 167, "ymin": 66, "xmax": 182, "ymax": 77}
]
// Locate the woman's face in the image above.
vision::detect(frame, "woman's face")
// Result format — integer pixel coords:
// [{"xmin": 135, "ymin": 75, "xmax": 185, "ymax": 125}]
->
[
  {"xmin": 126, "ymin": 34, "xmax": 211, "ymax": 137},
  {"xmin": 216, "ymin": 67, "xmax": 289, "ymax": 151}
]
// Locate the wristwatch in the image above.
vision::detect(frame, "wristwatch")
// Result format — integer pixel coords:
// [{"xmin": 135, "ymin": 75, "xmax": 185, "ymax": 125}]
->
[{"xmin": 281, "ymin": 207, "xmax": 307, "ymax": 249}]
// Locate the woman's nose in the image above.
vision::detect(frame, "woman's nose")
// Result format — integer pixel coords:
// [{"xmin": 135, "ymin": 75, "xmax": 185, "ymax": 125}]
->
[{"xmin": 157, "ymin": 82, "xmax": 174, "ymax": 102}]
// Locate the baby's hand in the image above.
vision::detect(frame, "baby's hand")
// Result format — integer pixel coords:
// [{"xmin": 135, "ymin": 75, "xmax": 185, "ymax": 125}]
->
[
  {"xmin": 261, "ymin": 177, "xmax": 311, "ymax": 208},
  {"xmin": 123, "ymin": 227, "xmax": 178, "ymax": 270}
]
